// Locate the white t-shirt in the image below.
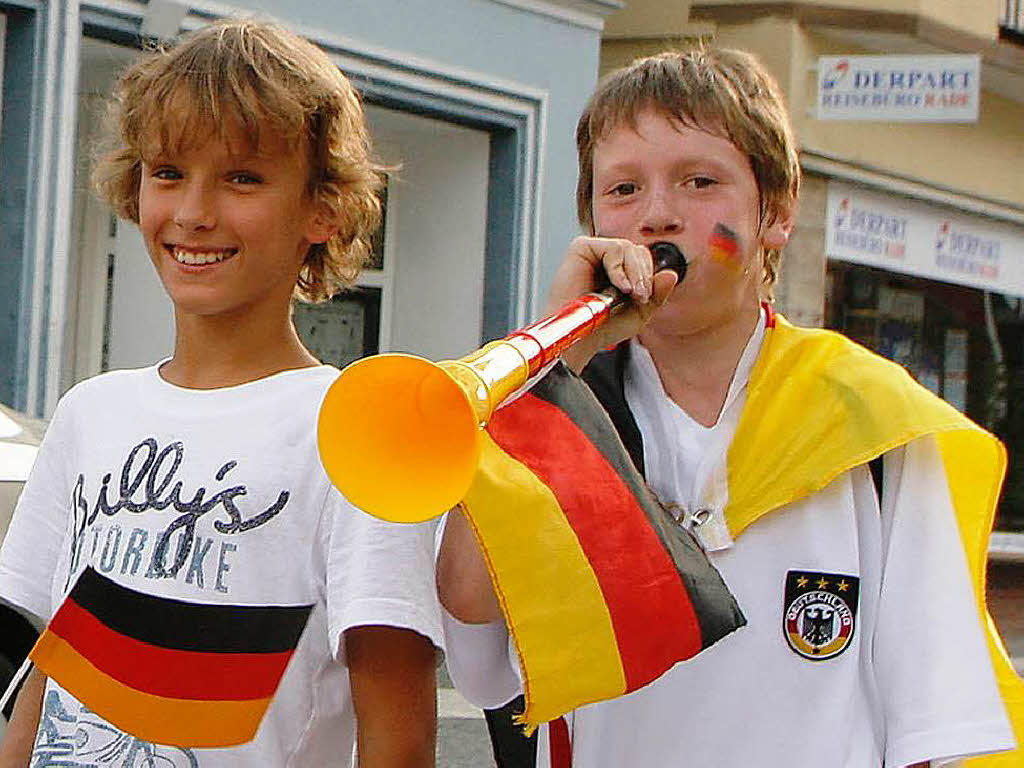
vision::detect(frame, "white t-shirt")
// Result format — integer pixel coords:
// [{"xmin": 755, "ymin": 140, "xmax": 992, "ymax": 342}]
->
[
  {"xmin": 0, "ymin": 364, "xmax": 443, "ymax": 767},
  {"xmin": 443, "ymin": 317, "xmax": 1014, "ymax": 767}
]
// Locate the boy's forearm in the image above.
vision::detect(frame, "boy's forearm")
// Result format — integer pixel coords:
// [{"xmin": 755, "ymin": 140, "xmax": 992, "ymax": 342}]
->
[
  {"xmin": 561, "ymin": 334, "xmax": 606, "ymax": 375},
  {"xmin": 0, "ymin": 666, "xmax": 45, "ymax": 767},
  {"xmin": 346, "ymin": 625, "xmax": 437, "ymax": 768}
]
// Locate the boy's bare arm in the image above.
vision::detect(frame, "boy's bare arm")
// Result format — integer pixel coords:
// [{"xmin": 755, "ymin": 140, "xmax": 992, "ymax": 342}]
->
[
  {"xmin": 436, "ymin": 507, "xmax": 501, "ymax": 624},
  {"xmin": 346, "ymin": 625, "xmax": 437, "ymax": 768},
  {"xmin": 0, "ymin": 666, "xmax": 45, "ymax": 767}
]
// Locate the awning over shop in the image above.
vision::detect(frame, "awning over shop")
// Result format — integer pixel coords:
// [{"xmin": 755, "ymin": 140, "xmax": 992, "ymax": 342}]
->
[{"xmin": 826, "ymin": 180, "xmax": 1024, "ymax": 298}]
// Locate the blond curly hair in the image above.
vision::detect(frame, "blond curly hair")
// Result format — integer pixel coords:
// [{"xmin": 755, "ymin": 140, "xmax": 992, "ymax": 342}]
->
[
  {"xmin": 93, "ymin": 18, "xmax": 383, "ymax": 303},
  {"xmin": 575, "ymin": 47, "xmax": 800, "ymax": 300}
]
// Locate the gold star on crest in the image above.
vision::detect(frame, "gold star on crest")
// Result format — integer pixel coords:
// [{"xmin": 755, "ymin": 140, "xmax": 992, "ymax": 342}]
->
[
  {"xmin": 816, "ymin": 577, "xmax": 830, "ymax": 589},
  {"xmin": 797, "ymin": 576, "xmax": 809, "ymax": 588},
  {"xmin": 837, "ymin": 579, "xmax": 850, "ymax": 592}
]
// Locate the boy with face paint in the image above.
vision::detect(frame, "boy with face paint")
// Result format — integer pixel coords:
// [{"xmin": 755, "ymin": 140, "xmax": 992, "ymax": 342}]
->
[
  {"xmin": 438, "ymin": 48, "xmax": 1019, "ymax": 767},
  {"xmin": 0, "ymin": 20, "xmax": 441, "ymax": 767}
]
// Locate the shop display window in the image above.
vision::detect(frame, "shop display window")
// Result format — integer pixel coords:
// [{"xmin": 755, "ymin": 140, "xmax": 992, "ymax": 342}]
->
[
  {"xmin": 826, "ymin": 261, "xmax": 1024, "ymax": 531},
  {"xmin": 293, "ymin": 184, "xmax": 387, "ymax": 368},
  {"xmin": 293, "ymin": 288, "xmax": 382, "ymax": 369}
]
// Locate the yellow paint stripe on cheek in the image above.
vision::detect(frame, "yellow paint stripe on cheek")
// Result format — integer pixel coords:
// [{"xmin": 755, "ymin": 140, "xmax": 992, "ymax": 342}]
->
[{"xmin": 709, "ymin": 223, "xmax": 743, "ymax": 273}]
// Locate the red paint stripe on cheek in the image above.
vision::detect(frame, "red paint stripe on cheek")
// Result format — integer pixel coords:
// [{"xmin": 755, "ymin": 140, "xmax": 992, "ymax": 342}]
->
[{"xmin": 709, "ymin": 224, "xmax": 742, "ymax": 271}]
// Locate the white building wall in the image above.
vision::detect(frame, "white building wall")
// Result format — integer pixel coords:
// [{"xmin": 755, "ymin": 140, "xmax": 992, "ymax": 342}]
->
[{"xmin": 369, "ymin": 107, "xmax": 489, "ymax": 361}]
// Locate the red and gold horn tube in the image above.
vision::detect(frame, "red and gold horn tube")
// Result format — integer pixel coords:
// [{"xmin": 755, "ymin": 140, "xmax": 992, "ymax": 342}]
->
[{"xmin": 317, "ymin": 242, "xmax": 686, "ymax": 523}]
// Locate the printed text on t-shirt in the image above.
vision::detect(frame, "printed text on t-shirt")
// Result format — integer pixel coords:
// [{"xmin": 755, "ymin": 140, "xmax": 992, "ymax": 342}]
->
[{"xmin": 66, "ymin": 437, "xmax": 290, "ymax": 594}]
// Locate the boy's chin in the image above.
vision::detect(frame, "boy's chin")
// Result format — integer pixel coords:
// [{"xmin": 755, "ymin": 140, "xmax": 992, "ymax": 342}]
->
[
  {"xmin": 645, "ymin": 297, "xmax": 745, "ymax": 339},
  {"xmin": 165, "ymin": 291, "xmax": 240, "ymax": 319}
]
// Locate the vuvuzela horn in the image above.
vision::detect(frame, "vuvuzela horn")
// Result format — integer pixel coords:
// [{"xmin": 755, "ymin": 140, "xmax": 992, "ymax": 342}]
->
[{"xmin": 317, "ymin": 242, "xmax": 687, "ymax": 523}]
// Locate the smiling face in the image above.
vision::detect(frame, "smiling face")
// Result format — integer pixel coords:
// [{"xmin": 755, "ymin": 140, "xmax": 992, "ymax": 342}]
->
[
  {"xmin": 591, "ymin": 108, "xmax": 792, "ymax": 340},
  {"xmin": 138, "ymin": 122, "xmax": 332, "ymax": 322}
]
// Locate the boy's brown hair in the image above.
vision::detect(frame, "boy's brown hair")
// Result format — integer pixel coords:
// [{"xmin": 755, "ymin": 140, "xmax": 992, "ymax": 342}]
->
[
  {"xmin": 94, "ymin": 18, "xmax": 382, "ymax": 303},
  {"xmin": 576, "ymin": 47, "xmax": 800, "ymax": 299}
]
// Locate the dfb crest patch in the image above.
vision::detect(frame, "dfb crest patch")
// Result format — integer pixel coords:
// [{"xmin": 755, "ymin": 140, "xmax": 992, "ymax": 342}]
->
[{"xmin": 783, "ymin": 570, "xmax": 859, "ymax": 661}]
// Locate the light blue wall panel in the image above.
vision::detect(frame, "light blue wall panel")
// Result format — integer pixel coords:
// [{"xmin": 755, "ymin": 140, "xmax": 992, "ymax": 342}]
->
[{"xmin": 0, "ymin": 5, "xmax": 41, "ymax": 408}]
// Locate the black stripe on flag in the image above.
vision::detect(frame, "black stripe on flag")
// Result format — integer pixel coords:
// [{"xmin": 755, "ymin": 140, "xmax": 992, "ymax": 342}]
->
[{"xmin": 69, "ymin": 567, "xmax": 312, "ymax": 654}]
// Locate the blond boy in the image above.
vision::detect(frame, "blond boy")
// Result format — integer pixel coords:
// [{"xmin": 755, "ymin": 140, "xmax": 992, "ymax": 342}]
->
[
  {"xmin": 0, "ymin": 20, "xmax": 440, "ymax": 767},
  {"xmin": 440, "ymin": 48, "xmax": 1016, "ymax": 767}
]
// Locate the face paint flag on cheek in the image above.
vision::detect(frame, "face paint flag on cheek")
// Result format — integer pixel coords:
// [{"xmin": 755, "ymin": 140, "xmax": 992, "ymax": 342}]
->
[
  {"xmin": 29, "ymin": 566, "xmax": 313, "ymax": 748},
  {"xmin": 709, "ymin": 223, "xmax": 742, "ymax": 273}
]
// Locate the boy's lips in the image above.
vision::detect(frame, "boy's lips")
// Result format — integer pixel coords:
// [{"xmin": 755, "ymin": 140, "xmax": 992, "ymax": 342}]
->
[{"xmin": 165, "ymin": 244, "xmax": 238, "ymax": 266}]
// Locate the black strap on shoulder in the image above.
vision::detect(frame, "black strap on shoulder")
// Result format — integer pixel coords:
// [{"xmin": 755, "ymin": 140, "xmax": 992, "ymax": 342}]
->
[
  {"xmin": 583, "ymin": 345, "xmax": 887, "ymax": 510},
  {"xmin": 868, "ymin": 455, "xmax": 884, "ymax": 505},
  {"xmin": 581, "ymin": 345, "xmax": 646, "ymax": 477}
]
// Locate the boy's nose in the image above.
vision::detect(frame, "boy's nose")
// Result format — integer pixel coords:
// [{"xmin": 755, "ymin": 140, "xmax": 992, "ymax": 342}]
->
[
  {"xmin": 173, "ymin": 182, "xmax": 216, "ymax": 231},
  {"xmin": 638, "ymin": 188, "xmax": 682, "ymax": 236}
]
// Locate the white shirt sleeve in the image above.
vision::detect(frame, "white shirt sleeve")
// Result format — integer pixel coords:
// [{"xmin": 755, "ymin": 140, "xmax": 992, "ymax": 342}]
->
[
  {"xmin": 874, "ymin": 436, "xmax": 1015, "ymax": 766},
  {"xmin": 441, "ymin": 609, "xmax": 522, "ymax": 708},
  {"xmin": 324, "ymin": 492, "xmax": 444, "ymax": 662},
  {"xmin": 0, "ymin": 398, "xmax": 75, "ymax": 622}
]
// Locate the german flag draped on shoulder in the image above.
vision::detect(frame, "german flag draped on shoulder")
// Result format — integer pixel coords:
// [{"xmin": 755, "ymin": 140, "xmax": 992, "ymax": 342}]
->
[
  {"xmin": 460, "ymin": 360, "xmax": 745, "ymax": 731},
  {"xmin": 723, "ymin": 312, "xmax": 1023, "ymax": 767}
]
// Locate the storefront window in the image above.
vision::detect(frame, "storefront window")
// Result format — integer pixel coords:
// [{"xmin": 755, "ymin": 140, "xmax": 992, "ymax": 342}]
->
[
  {"xmin": 293, "ymin": 180, "xmax": 387, "ymax": 367},
  {"xmin": 293, "ymin": 288, "xmax": 382, "ymax": 369},
  {"xmin": 826, "ymin": 261, "xmax": 1024, "ymax": 531}
]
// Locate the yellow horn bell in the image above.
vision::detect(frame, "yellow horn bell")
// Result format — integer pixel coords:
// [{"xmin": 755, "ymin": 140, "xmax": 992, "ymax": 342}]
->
[{"xmin": 317, "ymin": 340, "xmax": 535, "ymax": 523}]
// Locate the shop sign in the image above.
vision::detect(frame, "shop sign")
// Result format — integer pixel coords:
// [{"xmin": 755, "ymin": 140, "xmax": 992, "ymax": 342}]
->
[
  {"xmin": 817, "ymin": 55, "xmax": 980, "ymax": 122},
  {"xmin": 826, "ymin": 182, "xmax": 1024, "ymax": 297}
]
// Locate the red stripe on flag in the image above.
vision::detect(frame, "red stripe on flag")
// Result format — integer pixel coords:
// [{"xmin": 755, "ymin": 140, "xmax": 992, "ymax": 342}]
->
[
  {"xmin": 710, "ymin": 235, "xmax": 738, "ymax": 256},
  {"xmin": 549, "ymin": 717, "xmax": 571, "ymax": 768},
  {"xmin": 31, "ymin": 632, "xmax": 269, "ymax": 747},
  {"xmin": 51, "ymin": 597, "xmax": 293, "ymax": 701},
  {"xmin": 710, "ymin": 223, "xmax": 739, "ymax": 253},
  {"xmin": 488, "ymin": 393, "xmax": 702, "ymax": 691}
]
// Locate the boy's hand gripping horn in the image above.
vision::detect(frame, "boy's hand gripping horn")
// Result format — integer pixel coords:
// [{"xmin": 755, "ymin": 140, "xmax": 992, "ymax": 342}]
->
[{"xmin": 317, "ymin": 242, "xmax": 687, "ymax": 523}]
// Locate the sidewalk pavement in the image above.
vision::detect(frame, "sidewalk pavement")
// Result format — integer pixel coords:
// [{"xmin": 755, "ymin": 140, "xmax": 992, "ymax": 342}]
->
[{"xmin": 437, "ymin": 663, "xmax": 494, "ymax": 767}]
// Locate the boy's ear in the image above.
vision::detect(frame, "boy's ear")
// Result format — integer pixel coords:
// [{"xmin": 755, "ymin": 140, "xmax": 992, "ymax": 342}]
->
[
  {"xmin": 305, "ymin": 205, "xmax": 339, "ymax": 245},
  {"xmin": 761, "ymin": 205, "xmax": 796, "ymax": 251}
]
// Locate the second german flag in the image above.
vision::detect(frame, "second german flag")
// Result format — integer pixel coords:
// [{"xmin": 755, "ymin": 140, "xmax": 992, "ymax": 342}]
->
[
  {"xmin": 30, "ymin": 566, "xmax": 312, "ymax": 747},
  {"xmin": 461, "ymin": 362, "xmax": 744, "ymax": 729}
]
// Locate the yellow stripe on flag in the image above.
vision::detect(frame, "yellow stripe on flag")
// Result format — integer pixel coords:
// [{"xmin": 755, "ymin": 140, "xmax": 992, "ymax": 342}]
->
[
  {"xmin": 32, "ymin": 632, "xmax": 271, "ymax": 747},
  {"xmin": 941, "ymin": 430, "xmax": 1024, "ymax": 768},
  {"xmin": 462, "ymin": 430, "xmax": 626, "ymax": 728}
]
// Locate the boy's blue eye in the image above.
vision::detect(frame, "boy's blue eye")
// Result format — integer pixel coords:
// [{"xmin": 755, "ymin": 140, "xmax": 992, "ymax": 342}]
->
[
  {"xmin": 152, "ymin": 167, "xmax": 182, "ymax": 181},
  {"xmin": 610, "ymin": 182, "xmax": 637, "ymax": 196},
  {"xmin": 689, "ymin": 176, "xmax": 716, "ymax": 189},
  {"xmin": 229, "ymin": 172, "xmax": 263, "ymax": 185}
]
